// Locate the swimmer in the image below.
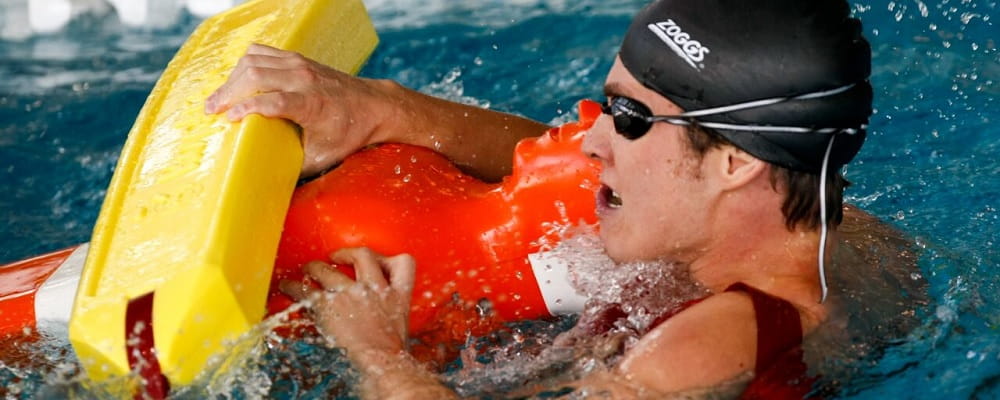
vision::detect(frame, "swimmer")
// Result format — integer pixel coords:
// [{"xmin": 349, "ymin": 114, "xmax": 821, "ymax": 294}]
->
[{"xmin": 207, "ymin": 0, "xmax": 906, "ymax": 397}]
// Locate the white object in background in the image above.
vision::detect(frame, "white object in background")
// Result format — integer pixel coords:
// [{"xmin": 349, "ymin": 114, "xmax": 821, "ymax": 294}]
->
[
  {"xmin": 27, "ymin": 0, "xmax": 108, "ymax": 34},
  {"xmin": 106, "ymin": 0, "xmax": 182, "ymax": 28},
  {"xmin": 28, "ymin": 0, "xmax": 73, "ymax": 33},
  {"xmin": 185, "ymin": 0, "xmax": 242, "ymax": 18},
  {"xmin": 1, "ymin": 0, "xmax": 33, "ymax": 40}
]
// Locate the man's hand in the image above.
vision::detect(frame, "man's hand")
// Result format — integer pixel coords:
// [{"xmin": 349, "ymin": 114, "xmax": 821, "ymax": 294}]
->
[
  {"xmin": 280, "ymin": 247, "xmax": 415, "ymax": 358},
  {"xmin": 280, "ymin": 248, "xmax": 458, "ymax": 400},
  {"xmin": 205, "ymin": 43, "xmax": 395, "ymax": 178},
  {"xmin": 205, "ymin": 43, "xmax": 549, "ymax": 182}
]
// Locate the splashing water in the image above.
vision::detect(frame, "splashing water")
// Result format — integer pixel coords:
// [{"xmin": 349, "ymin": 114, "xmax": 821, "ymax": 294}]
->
[
  {"xmin": 442, "ymin": 229, "xmax": 709, "ymax": 398},
  {"xmin": 0, "ymin": 301, "xmax": 362, "ymax": 399},
  {"xmin": 555, "ymin": 230, "xmax": 709, "ymax": 338}
]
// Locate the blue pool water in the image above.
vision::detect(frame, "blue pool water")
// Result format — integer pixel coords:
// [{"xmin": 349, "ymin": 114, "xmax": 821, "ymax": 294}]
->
[{"xmin": 1, "ymin": 0, "xmax": 998, "ymax": 398}]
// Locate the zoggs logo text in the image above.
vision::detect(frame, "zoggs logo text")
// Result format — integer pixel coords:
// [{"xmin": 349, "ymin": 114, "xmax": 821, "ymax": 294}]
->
[{"xmin": 648, "ymin": 20, "xmax": 710, "ymax": 70}]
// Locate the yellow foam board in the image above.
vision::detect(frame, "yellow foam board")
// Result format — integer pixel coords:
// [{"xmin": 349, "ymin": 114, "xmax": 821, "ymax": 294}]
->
[{"xmin": 69, "ymin": 0, "xmax": 378, "ymax": 386}]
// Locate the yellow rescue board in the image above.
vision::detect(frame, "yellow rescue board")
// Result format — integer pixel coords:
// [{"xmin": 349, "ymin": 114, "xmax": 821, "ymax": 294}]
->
[{"xmin": 69, "ymin": 0, "xmax": 378, "ymax": 386}]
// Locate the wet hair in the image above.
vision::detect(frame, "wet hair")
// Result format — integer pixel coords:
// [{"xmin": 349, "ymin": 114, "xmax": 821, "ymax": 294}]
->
[{"xmin": 684, "ymin": 124, "xmax": 847, "ymax": 230}]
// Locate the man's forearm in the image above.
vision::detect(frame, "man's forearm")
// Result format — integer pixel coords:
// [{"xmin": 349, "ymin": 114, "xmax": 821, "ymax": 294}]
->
[
  {"xmin": 353, "ymin": 349, "xmax": 459, "ymax": 400},
  {"xmin": 370, "ymin": 80, "xmax": 551, "ymax": 182}
]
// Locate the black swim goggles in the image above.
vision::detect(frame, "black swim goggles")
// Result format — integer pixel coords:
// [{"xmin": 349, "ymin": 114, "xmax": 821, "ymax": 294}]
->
[
  {"xmin": 601, "ymin": 83, "xmax": 864, "ymax": 140},
  {"xmin": 600, "ymin": 96, "xmax": 690, "ymax": 140}
]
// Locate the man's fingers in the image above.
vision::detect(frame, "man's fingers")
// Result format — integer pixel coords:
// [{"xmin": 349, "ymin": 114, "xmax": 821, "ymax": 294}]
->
[
  {"xmin": 246, "ymin": 43, "xmax": 291, "ymax": 57},
  {"xmin": 246, "ymin": 44, "xmax": 312, "ymax": 69},
  {"xmin": 211, "ymin": 66, "xmax": 294, "ymax": 112},
  {"xmin": 236, "ymin": 53, "xmax": 304, "ymax": 71},
  {"xmin": 226, "ymin": 92, "xmax": 307, "ymax": 122},
  {"xmin": 330, "ymin": 248, "xmax": 389, "ymax": 289},
  {"xmin": 382, "ymin": 254, "xmax": 416, "ymax": 296},
  {"xmin": 279, "ymin": 279, "xmax": 318, "ymax": 302},
  {"xmin": 304, "ymin": 261, "xmax": 355, "ymax": 292}
]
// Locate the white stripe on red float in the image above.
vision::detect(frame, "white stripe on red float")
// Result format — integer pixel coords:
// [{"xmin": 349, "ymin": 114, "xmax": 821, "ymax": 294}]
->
[
  {"xmin": 33, "ymin": 243, "xmax": 87, "ymax": 336},
  {"xmin": 527, "ymin": 251, "xmax": 588, "ymax": 315}
]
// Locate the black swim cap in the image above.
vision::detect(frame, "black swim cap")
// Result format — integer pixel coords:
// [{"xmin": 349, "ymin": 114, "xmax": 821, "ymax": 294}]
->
[{"xmin": 619, "ymin": 0, "xmax": 872, "ymax": 172}]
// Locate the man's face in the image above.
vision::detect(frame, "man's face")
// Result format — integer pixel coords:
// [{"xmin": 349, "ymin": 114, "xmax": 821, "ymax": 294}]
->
[{"xmin": 582, "ymin": 57, "xmax": 714, "ymax": 264}]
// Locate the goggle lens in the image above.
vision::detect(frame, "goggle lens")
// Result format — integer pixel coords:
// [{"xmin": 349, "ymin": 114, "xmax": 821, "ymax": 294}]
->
[{"xmin": 601, "ymin": 96, "xmax": 655, "ymax": 140}]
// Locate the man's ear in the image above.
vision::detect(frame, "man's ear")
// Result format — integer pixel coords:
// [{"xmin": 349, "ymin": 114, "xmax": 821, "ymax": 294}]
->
[{"xmin": 712, "ymin": 145, "xmax": 768, "ymax": 190}]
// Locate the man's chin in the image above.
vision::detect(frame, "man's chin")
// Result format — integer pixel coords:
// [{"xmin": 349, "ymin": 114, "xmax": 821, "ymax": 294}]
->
[{"xmin": 599, "ymin": 234, "xmax": 630, "ymax": 264}]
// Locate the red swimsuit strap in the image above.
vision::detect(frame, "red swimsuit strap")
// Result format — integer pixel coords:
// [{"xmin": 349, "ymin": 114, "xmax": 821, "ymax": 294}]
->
[{"xmin": 725, "ymin": 282, "xmax": 803, "ymax": 375}]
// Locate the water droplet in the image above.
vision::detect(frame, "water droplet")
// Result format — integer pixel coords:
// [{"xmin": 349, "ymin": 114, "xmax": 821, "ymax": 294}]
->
[
  {"xmin": 476, "ymin": 298, "xmax": 494, "ymax": 317},
  {"xmin": 394, "ymin": 164, "xmax": 402, "ymax": 175},
  {"xmin": 402, "ymin": 174, "xmax": 412, "ymax": 183}
]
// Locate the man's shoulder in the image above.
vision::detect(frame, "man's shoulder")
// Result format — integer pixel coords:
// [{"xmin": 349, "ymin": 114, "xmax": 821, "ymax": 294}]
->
[{"xmin": 616, "ymin": 291, "xmax": 759, "ymax": 393}]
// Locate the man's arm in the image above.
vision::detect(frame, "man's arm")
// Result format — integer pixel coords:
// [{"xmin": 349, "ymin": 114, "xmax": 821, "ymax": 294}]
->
[
  {"xmin": 350, "ymin": 349, "xmax": 458, "ymax": 400},
  {"xmin": 206, "ymin": 43, "xmax": 549, "ymax": 181},
  {"xmin": 372, "ymin": 81, "xmax": 551, "ymax": 181}
]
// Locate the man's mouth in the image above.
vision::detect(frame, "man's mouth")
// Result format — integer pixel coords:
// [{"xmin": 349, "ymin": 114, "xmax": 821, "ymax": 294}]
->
[{"xmin": 600, "ymin": 185, "xmax": 623, "ymax": 209}]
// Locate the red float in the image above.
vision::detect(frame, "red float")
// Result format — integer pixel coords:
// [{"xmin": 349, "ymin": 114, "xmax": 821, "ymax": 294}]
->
[{"xmin": 1, "ymin": 100, "xmax": 602, "ymax": 360}]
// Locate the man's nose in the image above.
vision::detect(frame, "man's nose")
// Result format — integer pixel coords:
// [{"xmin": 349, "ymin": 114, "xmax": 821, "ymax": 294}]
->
[{"xmin": 581, "ymin": 114, "xmax": 614, "ymax": 164}]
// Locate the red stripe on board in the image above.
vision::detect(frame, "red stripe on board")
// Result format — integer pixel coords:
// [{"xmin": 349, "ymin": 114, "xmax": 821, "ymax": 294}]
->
[{"xmin": 125, "ymin": 292, "xmax": 170, "ymax": 399}]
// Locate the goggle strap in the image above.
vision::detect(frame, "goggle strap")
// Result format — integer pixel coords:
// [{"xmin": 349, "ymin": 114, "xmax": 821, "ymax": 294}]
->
[
  {"xmin": 817, "ymin": 134, "xmax": 836, "ymax": 303},
  {"xmin": 650, "ymin": 117, "xmax": 863, "ymax": 135},
  {"xmin": 677, "ymin": 84, "xmax": 857, "ymax": 118}
]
